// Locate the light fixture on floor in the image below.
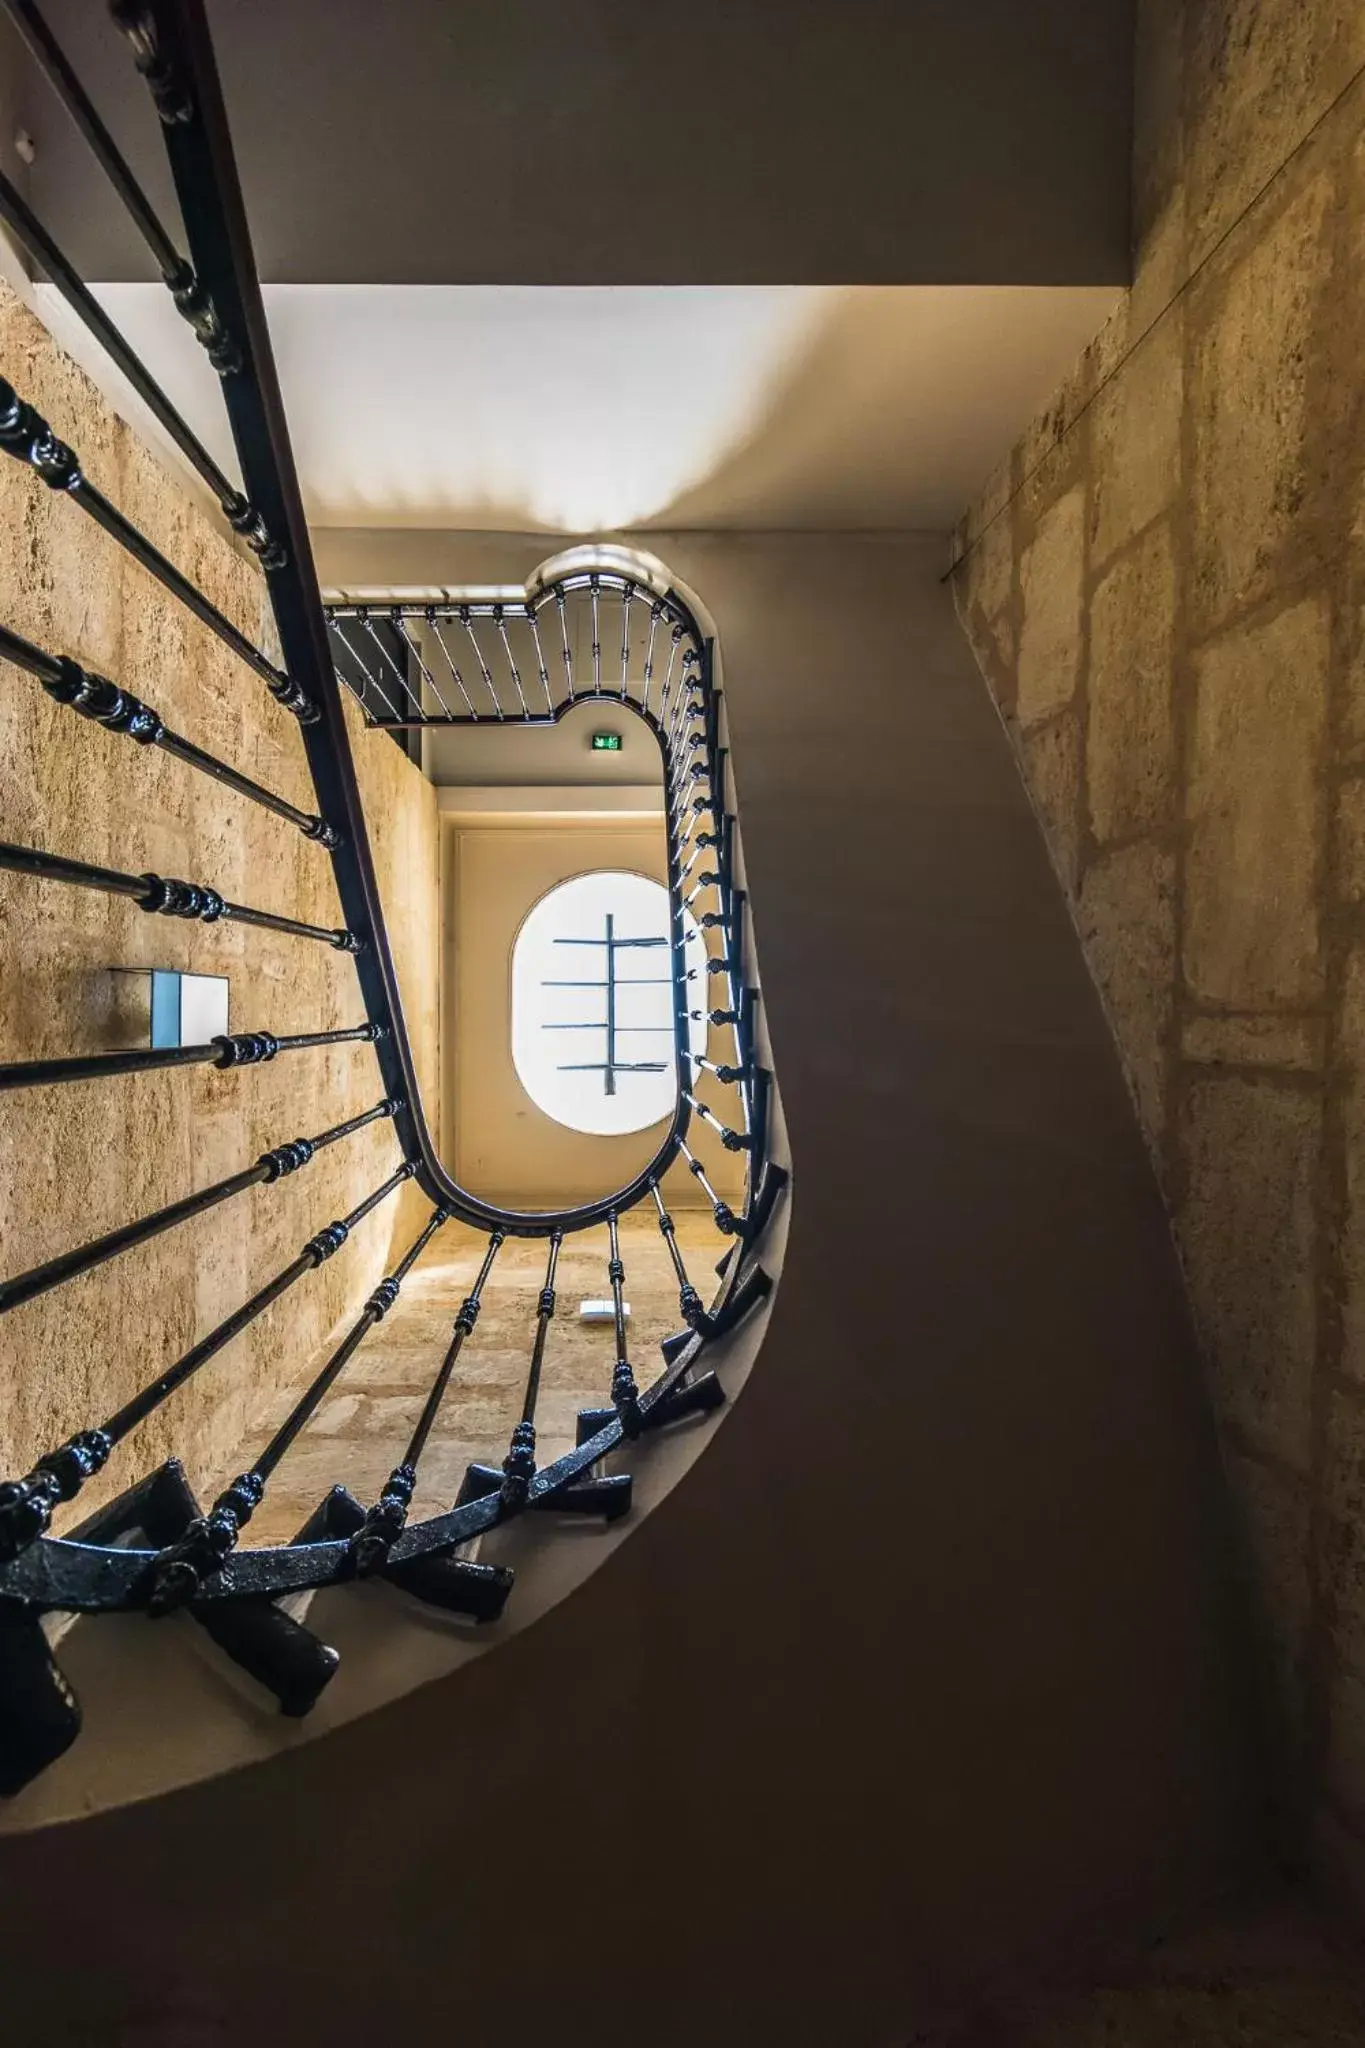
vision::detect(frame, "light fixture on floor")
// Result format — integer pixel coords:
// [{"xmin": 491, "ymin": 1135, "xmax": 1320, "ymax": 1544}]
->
[{"xmin": 579, "ymin": 1298, "xmax": 630, "ymax": 1323}]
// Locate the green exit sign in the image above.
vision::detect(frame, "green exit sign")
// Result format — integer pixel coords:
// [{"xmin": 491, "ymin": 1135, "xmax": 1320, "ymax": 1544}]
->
[{"xmin": 591, "ymin": 731, "xmax": 622, "ymax": 752}]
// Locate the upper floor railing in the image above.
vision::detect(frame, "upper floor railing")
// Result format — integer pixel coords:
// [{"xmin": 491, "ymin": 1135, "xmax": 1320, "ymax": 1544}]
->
[
  {"xmin": 0, "ymin": 0, "xmax": 785, "ymax": 1800},
  {"xmin": 323, "ymin": 569, "xmax": 773, "ymax": 1231}
]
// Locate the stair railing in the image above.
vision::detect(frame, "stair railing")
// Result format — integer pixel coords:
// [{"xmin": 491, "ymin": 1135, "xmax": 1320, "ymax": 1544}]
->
[{"xmin": 0, "ymin": 0, "xmax": 785, "ymax": 1800}]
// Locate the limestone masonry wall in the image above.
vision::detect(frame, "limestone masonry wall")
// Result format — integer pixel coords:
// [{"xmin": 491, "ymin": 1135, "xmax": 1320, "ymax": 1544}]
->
[
  {"xmin": 952, "ymin": 0, "xmax": 1365, "ymax": 1909},
  {"xmin": 0, "ymin": 277, "xmax": 440, "ymax": 1524}
]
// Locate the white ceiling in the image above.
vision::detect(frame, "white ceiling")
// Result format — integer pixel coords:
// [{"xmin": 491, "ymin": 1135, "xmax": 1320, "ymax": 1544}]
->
[{"xmin": 36, "ymin": 281, "xmax": 1117, "ymax": 533}]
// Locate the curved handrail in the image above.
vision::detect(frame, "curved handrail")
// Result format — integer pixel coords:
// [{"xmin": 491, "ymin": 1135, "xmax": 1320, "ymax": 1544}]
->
[
  {"xmin": 0, "ymin": 0, "xmax": 786, "ymax": 1802},
  {"xmin": 324, "ymin": 575, "xmax": 726, "ymax": 1234}
]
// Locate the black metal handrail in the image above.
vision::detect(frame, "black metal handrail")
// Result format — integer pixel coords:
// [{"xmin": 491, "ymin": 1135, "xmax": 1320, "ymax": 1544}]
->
[
  {"xmin": 0, "ymin": 1099, "xmax": 400, "ymax": 1315},
  {"xmin": 317, "ymin": 570, "xmax": 779, "ymax": 1392},
  {"xmin": 326, "ymin": 592, "xmax": 718, "ymax": 1234},
  {"xmin": 0, "ymin": 0, "xmax": 786, "ymax": 1800},
  {"xmin": 0, "ymin": 621, "xmax": 336, "ymax": 844}
]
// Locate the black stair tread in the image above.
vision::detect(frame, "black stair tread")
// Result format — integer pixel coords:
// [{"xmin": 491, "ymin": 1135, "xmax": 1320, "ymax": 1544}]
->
[
  {"xmin": 63, "ymin": 1461, "xmax": 342, "ymax": 1720},
  {"xmin": 293, "ymin": 1486, "xmax": 365, "ymax": 1545},
  {"xmin": 458, "ymin": 1460, "xmax": 632, "ymax": 1521},
  {"xmin": 645, "ymin": 1372, "xmax": 726, "ymax": 1431},
  {"xmin": 67, "ymin": 1458, "xmax": 197, "ymax": 1547},
  {"xmin": 193, "ymin": 1600, "xmax": 339, "ymax": 1720},
  {"xmin": 575, "ymin": 1407, "xmax": 617, "ymax": 1447},
  {"xmin": 386, "ymin": 1553, "xmax": 513, "ymax": 1623},
  {"xmin": 0, "ymin": 1604, "xmax": 82, "ymax": 1798},
  {"xmin": 541, "ymin": 1473, "xmax": 632, "ymax": 1521},
  {"xmin": 296, "ymin": 1484, "xmax": 513, "ymax": 1621}
]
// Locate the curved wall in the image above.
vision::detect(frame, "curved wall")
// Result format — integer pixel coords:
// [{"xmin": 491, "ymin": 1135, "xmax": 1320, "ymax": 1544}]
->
[{"xmin": 0, "ymin": 533, "xmax": 1263, "ymax": 2043}]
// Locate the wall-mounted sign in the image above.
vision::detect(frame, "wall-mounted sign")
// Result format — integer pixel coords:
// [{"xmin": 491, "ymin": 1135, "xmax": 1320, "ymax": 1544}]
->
[
  {"xmin": 109, "ymin": 967, "xmax": 230, "ymax": 1050},
  {"xmin": 590, "ymin": 731, "xmax": 622, "ymax": 752},
  {"xmin": 151, "ymin": 970, "xmax": 229, "ymax": 1048}
]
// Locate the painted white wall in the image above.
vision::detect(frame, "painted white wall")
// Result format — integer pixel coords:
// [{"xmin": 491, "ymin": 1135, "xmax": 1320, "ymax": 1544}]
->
[{"xmin": 34, "ymin": 280, "xmax": 1118, "ymax": 533}]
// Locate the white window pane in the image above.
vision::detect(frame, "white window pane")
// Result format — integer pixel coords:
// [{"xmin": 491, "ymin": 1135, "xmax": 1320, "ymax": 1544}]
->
[{"xmin": 511, "ymin": 870, "xmax": 703, "ymax": 1137}]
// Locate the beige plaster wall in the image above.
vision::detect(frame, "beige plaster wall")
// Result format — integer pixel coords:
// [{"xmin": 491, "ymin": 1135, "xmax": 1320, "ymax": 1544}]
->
[
  {"xmin": 0, "ymin": 277, "xmax": 439, "ymax": 1521},
  {"xmin": 951, "ymin": 0, "xmax": 1365, "ymax": 1901},
  {"xmin": 444, "ymin": 814, "xmax": 742, "ymax": 1209}
]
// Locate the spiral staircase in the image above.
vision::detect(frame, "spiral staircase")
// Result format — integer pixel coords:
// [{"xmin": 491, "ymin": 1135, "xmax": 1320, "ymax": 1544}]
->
[{"xmin": 0, "ymin": 4, "xmax": 1315, "ymax": 2042}]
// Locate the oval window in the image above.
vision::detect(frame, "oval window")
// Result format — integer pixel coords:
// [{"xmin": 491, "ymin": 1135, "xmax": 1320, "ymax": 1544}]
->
[{"xmin": 512, "ymin": 871, "xmax": 707, "ymax": 1136}]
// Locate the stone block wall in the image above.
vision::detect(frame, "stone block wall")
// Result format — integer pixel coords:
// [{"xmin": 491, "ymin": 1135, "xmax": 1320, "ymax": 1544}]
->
[
  {"xmin": 0, "ymin": 277, "xmax": 440, "ymax": 1522},
  {"xmin": 952, "ymin": 0, "xmax": 1365, "ymax": 1904}
]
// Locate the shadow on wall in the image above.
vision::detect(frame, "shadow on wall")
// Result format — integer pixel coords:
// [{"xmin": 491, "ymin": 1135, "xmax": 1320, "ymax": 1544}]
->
[
  {"xmin": 30, "ymin": 271, "xmax": 1117, "ymax": 538},
  {"xmin": 949, "ymin": 0, "xmax": 1365, "ymax": 1917},
  {"xmin": 297, "ymin": 284, "xmax": 1118, "ymax": 533},
  {"xmin": 643, "ymin": 285, "xmax": 1120, "ymax": 532}
]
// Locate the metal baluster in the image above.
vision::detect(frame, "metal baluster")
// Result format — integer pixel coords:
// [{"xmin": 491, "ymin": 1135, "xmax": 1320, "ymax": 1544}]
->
[
  {"xmin": 428, "ymin": 614, "xmax": 480, "ymax": 716},
  {"xmin": 681, "ymin": 953, "xmax": 734, "ymax": 983},
  {"xmin": 684, "ymin": 1091, "xmax": 753, "ymax": 1152},
  {"xmin": 671, "ymin": 790, "xmax": 720, "ymax": 839},
  {"xmin": 0, "ymin": 840, "xmax": 361, "ymax": 949},
  {"xmin": 676, "ymin": 836, "xmax": 721, "ymax": 888},
  {"xmin": 391, "ymin": 612, "xmax": 456, "ymax": 720},
  {"xmin": 6, "ymin": 0, "xmax": 249, "ymax": 383},
  {"xmin": 682, "ymin": 871, "xmax": 721, "ymax": 910},
  {"xmin": 0, "ymin": 622, "xmax": 337, "ymax": 846},
  {"xmin": 686, "ymin": 1003, "xmax": 741, "ymax": 1029},
  {"xmin": 0, "ymin": 1164, "xmax": 414, "ymax": 1562},
  {"xmin": 640, "ymin": 600, "xmax": 662, "ymax": 717},
  {"xmin": 693, "ymin": 1053, "xmax": 750, "ymax": 1086},
  {"xmin": 649, "ymin": 1182, "xmax": 707, "ymax": 1329},
  {"xmin": 678, "ymin": 651, "xmax": 706, "ymax": 718},
  {"xmin": 669, "ymin": 801, "xmax": 716, "ymax": 853},
  {"xmin": 349, "ymin": 1230, "xmax": 505, "ymax": 1571},
  {"xmin": 675, "ymin": 842, "xmax": 704, "ymax": 887},
  {"xmin": 679, "ymin": 891, "xmax": 727, "ymax": 935},
  {"xmin": 606, "ymin": 1212, "xmax": 641, "ymax": 1433},
  {"xmin": 0, "ymin": 166, "xmax": 284, "ymax": 570},
  {"xmin": 618, "ymin": 582, "xmax": 633, "ymax": 700},
  {"xmin": 668, "ymin": 669, "xmax": 705, "ymax": 749},
  {"xmin": 145, "ymin": 1204, "xmax": 452, "ymax": 1609},
  {"xmin": 0, "ymin": 376, "xmax": 312, "ymax": 719},
  {"xmin": 671, "ymin": 804, "xmax": 718, "ymax": 861},
  {"xmin": 669, "ymin": 722, "xmax": 707, "ymax": 782},
  {"xmin": 668, "ymin": 737, "xmax": 708, "ymax": 786},
  {"xmin": 528, "ymin": 604, "xmax": 555, "ymax": 713},
  {"xmin": 555, "ymin": 587, "xmax": 576, "ymax": 700},
  {"xmin": 109, "ymin": 2, "xmax": 194, "ymax": 121},
  {"xmin": 681, "ymin": 883, "xmax": 725, "ymax": 933},
  {"xmin": 590, "ymin": 575, "xmax": 602, "ymax": 695},
  {"xmin": 669, "ymin": 767, "xmax": 705, "ymax": 819},
  {"xmin": 670, "ymin": 781, "xmax": 712, "ymax": 832},
  {"xmin": 501, "ymin": 1232, "xmax": 562, "ymax": 1507},
  {"xmin": 668, "ymin": 643, "xmax": 703, "ymax": 715},
  {"xmin": 459, "ymin": 606, "xmax": 503, "ymax": 717},
  {"xmin": 494, "ymin": 606, "xmax": 531, "ymax": 715},
  {"xmin": 0, "ymin": 1022, "xmax": 376, "ymax": 1094},
  {"xmin": 0, "ymin": 1098, "xmax": 400, "ymax": 1314},
  {"xmin": 657, "ymin": 620, "xmax": 684, "ymax": 726},
  {"xmin": 6, "ymin": 0, "xmax": 178, "ymax": 265},
  {"xmin": 359, "ymin": 610, "xmax": 422, "ymax": 722},
  {"xmin": 677, "ymin": 1138, "xmax": 740, "ymax": 1236},
  {"xmin": 723, "ymin": 892, "xmax": 758, "ymax": 1133},
  {"xmin": 328, "ymin": 618, "xmax": 406, "ymax": 722}
]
